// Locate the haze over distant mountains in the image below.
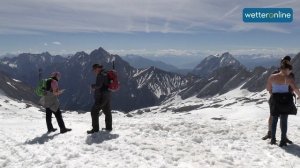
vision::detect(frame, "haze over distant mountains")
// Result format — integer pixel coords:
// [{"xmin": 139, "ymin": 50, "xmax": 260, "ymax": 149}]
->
[
  {"xmin": 123, "ymin": 55, "xmax": 179, "ymax": 72},
  {"xmin": 122, "ymin": 53, "xmax": 286, "ymax": 70}
]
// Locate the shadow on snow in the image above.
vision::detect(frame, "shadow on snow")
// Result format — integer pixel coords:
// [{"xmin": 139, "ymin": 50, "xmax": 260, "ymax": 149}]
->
[
  {"xmin": 283, "ymin": 144, "xmax": 300, "ymax": 158},
  {"xmin": 24, "ymin": 133, "xmax": 60, "ymax": 144},
  {"xmin": 86, "ymin": 131, "xmax": 119, "ymax": 145}
]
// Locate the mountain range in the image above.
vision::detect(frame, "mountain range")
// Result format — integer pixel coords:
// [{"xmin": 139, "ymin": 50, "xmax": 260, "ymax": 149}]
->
[
  {"xmin": 0, "ymin": 48, "xmax": 190, "ymax": 112},
  {"xmin": 122, "ymin": 55, "xmax": 192, "ymax": 75},
  {"xmin": 0, "ymin": 47, "xmax": 299, "ymax": 112},
  {"xmin": 121, "ymin": 53, "xmax": 284, "ymax": 73}
]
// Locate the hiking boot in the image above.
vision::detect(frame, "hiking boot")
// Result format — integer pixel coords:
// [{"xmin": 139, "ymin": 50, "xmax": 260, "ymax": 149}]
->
[
  {"xmin": 262, "ymin": 131, "xmax": 271, "ymax": 140},
  {"xmin": 279, "ymin": 140, "xmax": 287, "ymax": 147},
  {"xmin": 47, "ymin": 128, "xmax": 57, "ymax": 133},
  {"xmin": 60, "ymin": 128, "xmax": 72, "ymax": 134},
  {"xmin": 285, "ymin": 138, "xmax": 293, "ymax": 144},
  {"xmin": 270, "ymin": 138, "xmax": 276, "ymax": 145},
  {"xmin": 102, "ymin": 128, "xmax": 112, "ymax": 132},
  {"xmin": 87, "ymin": 129, "xmax": 99, "ymax": 134}
]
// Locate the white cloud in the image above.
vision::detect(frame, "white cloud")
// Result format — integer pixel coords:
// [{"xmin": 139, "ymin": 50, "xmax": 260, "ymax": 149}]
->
[
  {"xmin": 1, "ymin": 47, "xmax": 298, "ymax": 58},
  {"xmin": 110, "ymin": 48, "xmax": 205, "ymax": 57},
  {"xmin": 0, "ymin": 0, "xmax": 298, "ymax": 35},
  {"xmin": 110, "ymin": 48, "xmax": 299, "ymax": 57},
  {"xmin": 52, "ymin": 41, "xmax": 61, "ymax": 45},
  {"xmin": 219, "ymin": 48, "xmax": 299, "ymax": 56}
]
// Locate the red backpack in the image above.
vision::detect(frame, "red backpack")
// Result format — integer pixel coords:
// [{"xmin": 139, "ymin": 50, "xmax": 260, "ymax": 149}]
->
[{"xmin": 106, "ymin": 69, "xmax": 120, "ymax": 92}]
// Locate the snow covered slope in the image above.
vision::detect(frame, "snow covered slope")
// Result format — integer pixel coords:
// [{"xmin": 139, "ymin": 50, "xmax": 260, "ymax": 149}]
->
[
  {"xmin": 132, "ymin": 67, "xmax": 188, "ymax": 99},
  {"xmin": 0, "ymin": 71, "xmax": 38, "ymax": 104},
  {"xmin": 1, "ymin": 90, "xmax": 300, "ymax": 168}
]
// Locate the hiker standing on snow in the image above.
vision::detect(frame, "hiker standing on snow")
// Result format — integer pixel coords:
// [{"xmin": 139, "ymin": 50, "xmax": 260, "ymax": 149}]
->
[
  {"xmin": 87, "ymin": 64, "xmax": 112, "ymax": 134},
  {"xmin": 266, "ymin": 61, "xmax": 300, "ymax": 147},
  {"xmin": 262, "ymin": 56, "xmax": 295, "ymax": 144},
  {"xmin": 44, "ymin": 72, "xmax": 72, "ymax": 134}
]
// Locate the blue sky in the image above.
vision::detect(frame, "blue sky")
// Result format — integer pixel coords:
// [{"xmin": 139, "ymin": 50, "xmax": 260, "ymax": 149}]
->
[{"xmin": 0, "ymin": 0, "xmax": 299, "ymax": 57}]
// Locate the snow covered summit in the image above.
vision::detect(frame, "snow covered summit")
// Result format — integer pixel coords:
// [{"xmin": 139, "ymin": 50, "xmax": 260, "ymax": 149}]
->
[{"xmin": 1, "ymin": 88, "xmax": 300, "ymax": 168}]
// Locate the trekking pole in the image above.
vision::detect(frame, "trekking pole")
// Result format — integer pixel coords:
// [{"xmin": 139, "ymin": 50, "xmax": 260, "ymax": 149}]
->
[{"xmin": 111, "ymin": 54, "xmax": 116, "ymax": 70}]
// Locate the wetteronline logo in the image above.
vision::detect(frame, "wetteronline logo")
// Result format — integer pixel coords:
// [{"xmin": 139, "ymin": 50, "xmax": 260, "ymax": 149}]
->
[{"xmin": 243, "ymin": 8, "xmax": 293, "ymax": 23}]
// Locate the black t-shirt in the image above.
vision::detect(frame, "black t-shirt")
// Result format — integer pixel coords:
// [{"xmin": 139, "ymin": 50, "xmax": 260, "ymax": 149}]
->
[{"xmin": 92, "ymin": 71, "xmax": 109, "ymax": 97}]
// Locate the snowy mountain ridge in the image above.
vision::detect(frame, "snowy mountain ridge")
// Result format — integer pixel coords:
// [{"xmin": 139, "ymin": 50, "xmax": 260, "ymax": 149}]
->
[
  {"xmin": 192, "ymin": 52, "xmax": 243, "ymax": 77},
  {"xmin": 0, "ymin": 48, "xmax": 299, "ymax": 113},
  {"xmin": 0, "ymin": 71, "xmax": 38, "ymax": 103},
  {"xmin": 0, "ymin": 47, "xmax": 192, "ymax": 112},
  {"xmin": 131, "ymin": 66, "xmax": 189, "ymax": 98},
  {"xmin": 131, "ymin": 85, "xmax": 269, "ymax": 115}
]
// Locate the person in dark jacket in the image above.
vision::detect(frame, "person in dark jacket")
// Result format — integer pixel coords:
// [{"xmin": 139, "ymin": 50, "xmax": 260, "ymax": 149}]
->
[
  {"xmin": 266, "ymin": 61, "xmax": 300, "ymax": 147},
  {"xmin": 87, "ymin": 64, "xmax": 112, "ymax": 134},
  {"xmin": 44, "ymin": 72, "xmax": 72, "ymax": 134},
  {"xmin": 262, "ymin": 56, "xmax": 295, "ymax": 144}
]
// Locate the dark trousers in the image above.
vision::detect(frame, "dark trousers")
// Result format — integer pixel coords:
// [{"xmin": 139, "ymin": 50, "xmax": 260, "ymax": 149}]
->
[
  {"xmin": 91, "ymin": 94, "xmax": 112, "ymax": 131},
  {"xmin": 268, "ymin": 96, "xmax": 289, "ymax": 132},
  {"xmin": 46, "ymin": 108, "xmax": 66, "ymax": 131},
  {"xmin": 268, "ymin": 115, "xmax": 289, "ymax": 132},
  {"xmin": 271, "ymin": 115, "xmax": 288, "ymax": 141}
]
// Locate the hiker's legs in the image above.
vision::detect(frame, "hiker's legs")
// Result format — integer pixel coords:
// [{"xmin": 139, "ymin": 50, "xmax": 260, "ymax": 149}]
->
[
  {"xmin": 54, "ymin": 108, "xmax": 66, "ymax": 129},
  {"xmin": 46, "ymin": 108, "xmax": 54, "ymax": 131},
  {"xmin": 91, "ymin": 100, "xmax": 102, "ymax": 131},
  {"xmin": 280, "ymin": 115, "xmax": 289, "ymax": 132},
  {"xmin": 271, "ymin": 116, "xmax": 279, "ymax": 140},
  {"xmin": 268, "ymin": 115, "xmax": 272, "ymax": 132},
  {"xmin": 280, "ymin": 115, "xmax": 288, "ymax": 141},
  {"xmin": 103, "ymin": 100, "xmax": 112, "ymax": 130},
  {"xmin": 266, "ymin": 97, "xmax": 273, "ymax": 136},
  {"xmin": 262, "ymin": 115, "xmax": 272, "ymax": 140}
]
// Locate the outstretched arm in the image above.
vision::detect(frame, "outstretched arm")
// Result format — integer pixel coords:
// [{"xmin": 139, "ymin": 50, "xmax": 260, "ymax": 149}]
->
[{"xmin": 288, "ymin": 78, "xmax": 300, "ymax": 98}]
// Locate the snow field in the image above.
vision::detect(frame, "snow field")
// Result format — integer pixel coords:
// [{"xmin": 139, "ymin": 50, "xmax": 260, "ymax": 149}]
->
[{"xmin": 0, "ymin": 94, "xmax": 300, "ymax": 168}]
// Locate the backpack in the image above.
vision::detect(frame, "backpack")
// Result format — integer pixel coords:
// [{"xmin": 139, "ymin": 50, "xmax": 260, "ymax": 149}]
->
[
  {"xmin": 106, "ymin": 70, "xmax": 120, "ymax": 92},
  {"xmin": 35, "ymin": 78, "xmax": 52, "ymax": 96}
]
